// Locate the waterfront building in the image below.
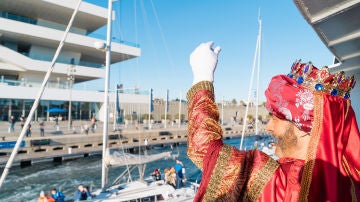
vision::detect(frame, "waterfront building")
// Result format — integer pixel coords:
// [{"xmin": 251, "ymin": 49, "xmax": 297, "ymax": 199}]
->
[{"xmin": 0, "ymin": 0, "xmax": 150, "ymax": 123}]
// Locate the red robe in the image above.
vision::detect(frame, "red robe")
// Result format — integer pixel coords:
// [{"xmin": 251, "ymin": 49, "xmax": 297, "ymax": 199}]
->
[{"xmin": 187, "ymin": 81, "xmax": 360, "ymax": 201}]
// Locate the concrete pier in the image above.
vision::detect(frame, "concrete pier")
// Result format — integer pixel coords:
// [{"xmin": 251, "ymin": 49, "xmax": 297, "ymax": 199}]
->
[{"xmin": 0, "ymin": 121, "xmax": 266, "ymax": 167}]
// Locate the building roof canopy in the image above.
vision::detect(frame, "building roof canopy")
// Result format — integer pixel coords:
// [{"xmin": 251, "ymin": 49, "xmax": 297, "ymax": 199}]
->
[
  {"xmin": 0, "ymin": 0, "xmax": 107, "ymax": 32},
  {"xmin": 294, "ymin": 0, "xmax": 360, "ymax": 74}
]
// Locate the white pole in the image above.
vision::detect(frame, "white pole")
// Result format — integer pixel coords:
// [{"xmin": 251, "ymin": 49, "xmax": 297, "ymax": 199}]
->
[
  {"xmin": 178, "ymin": 92, "xmax": 181, "ymax": 128},
  {"xmin": 101, "ymin": 0, "xmax": 113, "ymax": 191},
  {"xmin": 124, "ymin": 109, "xmax": 126, "ymax": 128},
  {"xmin": 130, "ymin": 105, "xmax": 133, "ymax": 124},
  {"xmin": 68, "ymin": 65, "xmax": 75, "ymax": 131},
  {"xmin": 240, "ymin": 16, "xmax": 261, "ymax": 150},
  {"xmin": 68, "ymin": 80, "xmax": 72, "ymax": 130},
  {"xmin": 164, "ymin": 89, "xmax": 168, "ymax": 128},
  {"xmin": 255, "ymin": 18, "xmax": 262, "ymax": 136},
  {"xmin": 0, "ymin": 0, "xmax": 83, "ymax": 190},
  {"xmin": 148, "ymin": 88, "xmax": 152, "ymax": 129},
  {"xmin": 113, "ymin": 85, "xmax": 117, "ymax": 131}
]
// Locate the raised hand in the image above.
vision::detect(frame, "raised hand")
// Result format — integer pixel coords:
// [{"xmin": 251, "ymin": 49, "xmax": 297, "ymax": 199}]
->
[{"xmin": 190, "ymin": 41, "xmax": 221, "ymax": 84}]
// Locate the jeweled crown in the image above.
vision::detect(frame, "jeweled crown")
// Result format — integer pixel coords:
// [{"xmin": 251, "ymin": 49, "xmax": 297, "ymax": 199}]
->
[{"xmin": 287, "ymin": 60, "xmax": 356, "ymax": 99}]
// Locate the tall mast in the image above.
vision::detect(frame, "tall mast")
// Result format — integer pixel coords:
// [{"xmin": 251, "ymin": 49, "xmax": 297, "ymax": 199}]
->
[
  {"xmin": 164, "ymin": 89, "xmax": 169, "ymax": 128},
  {"xmin": 255, "ymin": 15, "xmax": 262, "ymax": 137},
  {"xmin": 178, "ymin": 92, "xmax": 182, "ymax": 128},
  {"xmin": 240, "ymin": 11, "xmax": 262, "ymax": 150},
  {"xmin": 101, "ymin": 0, "xmax": 113, "ymax": 191}
]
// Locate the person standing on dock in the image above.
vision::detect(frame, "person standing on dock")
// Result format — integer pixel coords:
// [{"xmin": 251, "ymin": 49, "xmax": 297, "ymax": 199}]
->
[
  {"xmin": 187, "ymin": 42, "xmax": 360, "ymax": 201},
  {"xmin": 25, "ymin": 123, "xmax": 31, "ymax": 137},
  {"xmin": 54, "ymin": 116, "xmax": 59, "ymax": 131},
  {"xmin": 83, "ymin": 123, "xmax": 89, "ymax": 135},
  {"xmin": 8, "ymin": 115, "xmax": 16, "ymax": 133},
  {"xmin": 20, "ymin": 115, "xmax": 25, "ymax": 129},
  {"xmin": 39, "ymin": 120, "xmax": 45, "ymax": 137},
  {"xmin": 90, "ymin": 116, "xmax": 96, "ymax": 133}
]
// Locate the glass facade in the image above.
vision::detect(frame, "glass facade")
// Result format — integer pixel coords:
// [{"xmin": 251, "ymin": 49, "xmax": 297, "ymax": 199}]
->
[{"xmin": 0, "ymin": 99, "xmax": 100, "ymax": 122}]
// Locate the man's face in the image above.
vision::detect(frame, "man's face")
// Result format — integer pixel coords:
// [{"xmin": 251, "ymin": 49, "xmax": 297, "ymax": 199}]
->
[
  {"xmin": 78, "ymin": 185, "xmax": 84, "ymax": 192},
  {"xmin": 266, "ymin": 114, "xmax": 298, "ymax": 158}
]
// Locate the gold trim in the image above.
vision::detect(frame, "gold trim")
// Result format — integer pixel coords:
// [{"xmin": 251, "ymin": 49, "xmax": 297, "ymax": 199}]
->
[
  {"xmin": 299, "ymin": 92, "xmax": 323, "ymax": 201},
  {"xmin": 345, "ymin": 99, "xmax": 350, "ymax": 118},
  {"xmin": 187, "ymin": 81, "xmax": 214, "ymax": 102},
  {"xmin": 203, "ymin": 144, "xmax": 233, "ymax": 201},
  {"xmin": 342, "ymin": 155, "xmax": 358, "ymax": 202},
  {"xmin": 356, "ymin": 167, "xmax": 360, "ymax": 178},
  {"xmin": 246, "ymin": 158, "xmax": 279, "ymax": 201}
]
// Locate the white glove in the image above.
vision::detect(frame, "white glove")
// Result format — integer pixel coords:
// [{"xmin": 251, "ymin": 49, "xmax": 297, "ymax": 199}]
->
[{"xmin": 190, "ymin": 41, "xmax": 221, "ymax": 84}]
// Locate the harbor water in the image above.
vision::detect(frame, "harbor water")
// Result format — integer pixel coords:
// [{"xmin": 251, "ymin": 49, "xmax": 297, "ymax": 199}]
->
[{"xmin": 0, "ymin": 136, "xmax": 272, "ymax": 202}]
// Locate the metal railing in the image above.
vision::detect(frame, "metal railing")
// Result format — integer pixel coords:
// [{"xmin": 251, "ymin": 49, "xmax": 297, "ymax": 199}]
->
[{"xmin": 0, "ymin": 77, "xmax": 149, "ymax": 95}]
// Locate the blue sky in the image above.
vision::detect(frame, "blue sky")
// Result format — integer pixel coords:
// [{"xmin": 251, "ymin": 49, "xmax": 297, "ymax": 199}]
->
[{"xmin": 84, "ymin": 0, "xmax": 333, "ymax": 102}]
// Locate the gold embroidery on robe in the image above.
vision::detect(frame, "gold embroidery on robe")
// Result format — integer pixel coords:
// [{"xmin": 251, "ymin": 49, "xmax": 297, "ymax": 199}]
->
[
  {"xmin": 246, "ymin": 158, "xmax": 279, "ymax": 201},
  {"xmin": 300, "ymin": 92, "xmax": 323, "ymax": 201},
  {"xmin": 187, "ymin": 81, "xmax": 279, "ymax": 201}
]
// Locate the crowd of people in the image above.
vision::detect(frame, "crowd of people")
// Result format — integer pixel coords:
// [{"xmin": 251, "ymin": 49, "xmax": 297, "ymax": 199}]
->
[
  {"xmin": 38, "ymin": 185, "xmax": 92, "ymax": 202},
  {"xmin": 37, "ymin": 188, "xmax": 65, "ymax": 202},
  {"xmin": 7, "ymin": 115, "xmax": 32, "ymax": 136},
  {"xmin": 152, "ymin": 159, "xmax": 186, "ymax": 189},
  {"xmin": 6, "ymin": 115, "xmax": 97, "ymax": 136}
]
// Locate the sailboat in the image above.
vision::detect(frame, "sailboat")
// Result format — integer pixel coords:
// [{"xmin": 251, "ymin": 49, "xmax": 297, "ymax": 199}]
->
[
  {"xmin": 88, "ymin": 1, "xmax": 198, "ymax": 201},
  {"xmin": 90, "ymin": 146, "xmax": 198, "ymax": 201}
]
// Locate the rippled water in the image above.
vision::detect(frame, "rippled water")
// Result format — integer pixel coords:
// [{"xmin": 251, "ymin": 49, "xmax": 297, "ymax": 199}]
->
[{"xmin": 0, "ymin": 136, "xmax": 271, "ymax": 202}]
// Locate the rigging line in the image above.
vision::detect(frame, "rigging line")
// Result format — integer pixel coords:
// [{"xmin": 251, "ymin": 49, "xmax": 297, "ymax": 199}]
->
[
  {"xmin": 113, "ymin": 0, "xmax": 124, "ymax": 83},
  {"xmin": 240, "ymin": 16, "xmax": 262, "ymax": 150},
  {"xmin": 116, "ymin": 0, "xmax": 145, "ymax": 89},
  {"xmin": 255, "ymin": 13, "xmax": 262, "ymax": 136},
  {"xmin": 118, "ymin": 136, "xmax": 133, "ymax": 184},
  {"xmin": 0, "ymin": 0, "xmax": 83, "ymax": 190},
  {"xmin": 139, "ymin": 0, "xmax": 157, "ymax": 60},
  {"xmin": 149, "ymin": 0, "xmax": 175, "ymax": 69},
  {"xmin": 134, "ymin": 0, "xmax": 140, "ymax": 89},
  {"xmin": 134, "ymin": 0, "xmax": 139, "ymax": 45},
  {"xmin": 113, "ymin": 1, "xmax": 124, "ymax": 41},
  {"xmin": 113, "ymin": 0, "xmax": 139, "ymax": 84}
]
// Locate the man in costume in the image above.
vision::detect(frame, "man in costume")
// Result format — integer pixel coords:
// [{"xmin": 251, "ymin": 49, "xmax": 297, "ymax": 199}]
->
[{"xmin": 187, "ymin": 41, "xmax": 360, "ymax": 201}]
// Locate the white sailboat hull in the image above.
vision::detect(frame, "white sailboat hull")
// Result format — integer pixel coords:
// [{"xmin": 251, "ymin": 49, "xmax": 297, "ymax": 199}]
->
[{"xmin": 91, "ymin": 179, "xmax": 198, "ymax": 201}]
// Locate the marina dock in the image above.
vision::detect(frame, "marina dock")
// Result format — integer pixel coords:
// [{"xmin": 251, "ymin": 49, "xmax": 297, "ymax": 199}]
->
[{"xmin": 0, "ymin": 121, "xmax": 265, "ymax": 167}]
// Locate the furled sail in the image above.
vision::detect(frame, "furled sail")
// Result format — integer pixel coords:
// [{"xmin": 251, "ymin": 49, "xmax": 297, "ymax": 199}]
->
[{"xmin": 105, "ymin": 150, "xmax": 172, "ymax": 167}]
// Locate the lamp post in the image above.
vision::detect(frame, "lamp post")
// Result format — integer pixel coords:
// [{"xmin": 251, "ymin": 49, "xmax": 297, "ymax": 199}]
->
[{"xmin": 67, "ymin": 60, "xmax": 76, "ymax": 130}]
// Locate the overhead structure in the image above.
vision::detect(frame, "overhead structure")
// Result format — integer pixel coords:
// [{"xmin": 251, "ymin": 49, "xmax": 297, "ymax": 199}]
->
[
  {"xmin": 294, "ymin": 0, "xmax": 360, "ymax": 121},
  {"xmin": 294, "ymin": 0, "xmax": 360, "ymax": 74}
]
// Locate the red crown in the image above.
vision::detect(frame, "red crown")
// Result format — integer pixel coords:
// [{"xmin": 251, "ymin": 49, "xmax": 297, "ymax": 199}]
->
[{"xmin": 287, "ymin": 60, "xmax": 356, "ymax": 99}]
